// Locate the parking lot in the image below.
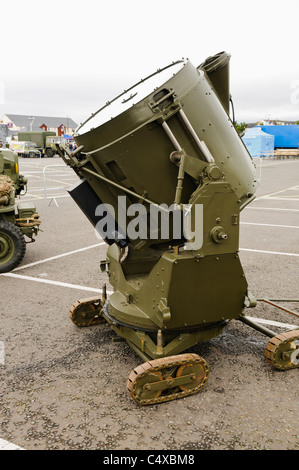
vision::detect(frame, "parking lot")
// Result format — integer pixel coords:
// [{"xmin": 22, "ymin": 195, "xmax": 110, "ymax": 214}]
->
[{"xmin": 0, "ymin": 155, "xmax": 298, "ymax": 450}]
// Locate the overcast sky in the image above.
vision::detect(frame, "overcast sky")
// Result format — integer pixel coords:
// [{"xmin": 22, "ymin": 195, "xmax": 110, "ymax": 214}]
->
[{"xmin": 1, "ymin": 0, "xmax": 299, "ymax": 126}]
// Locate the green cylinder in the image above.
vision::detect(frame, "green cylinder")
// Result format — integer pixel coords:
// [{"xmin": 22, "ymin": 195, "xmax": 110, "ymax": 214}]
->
[
  {"xmin": 198, "ymin": 51, "xmax": 231, "ymax": 115},
  {"xmin": 75, "ymin": 55, "xmax": 256, "ymax": 208}
]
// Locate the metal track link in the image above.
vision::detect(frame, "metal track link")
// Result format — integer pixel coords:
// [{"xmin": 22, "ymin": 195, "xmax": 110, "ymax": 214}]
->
[
  {"xmin": 69, "ymin": 296, "xmax": 105, "ymax": 327},
  {"xmin": 127, "ymin": 353, "xmax": 209, "ymax": 405},
  {"xmin": 265, "ymin": 329, "xmax": 299, "ymax": 370}
]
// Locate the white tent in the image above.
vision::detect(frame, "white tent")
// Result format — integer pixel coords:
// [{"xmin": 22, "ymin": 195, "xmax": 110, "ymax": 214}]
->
[{"xmin": 242, "ymin": 127, "xmax": 274, "ymax": 158}]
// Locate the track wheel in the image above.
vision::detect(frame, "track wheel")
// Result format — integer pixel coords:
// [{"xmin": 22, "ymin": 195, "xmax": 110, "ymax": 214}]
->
[
  {"xmin": 176, "ymin": 361, "xmax": 208, "ymax": 391},
  {"xmin": 69, "ymin": 297, "xmax": 105, "ymax": 327},
  {"xmin": 129, "ymin": 370, "xmax": 164, "ymax": 402},
  {"xmin": 265, "ymin": 329, "xmax": 299, "ymax": 370},
  {"xmin": 127, "ymin": 353, "xmax": 209, "ymax": 405},
  {"xmin": 0, "ymin": 220, "xmax": 26, "ymax": 273}
]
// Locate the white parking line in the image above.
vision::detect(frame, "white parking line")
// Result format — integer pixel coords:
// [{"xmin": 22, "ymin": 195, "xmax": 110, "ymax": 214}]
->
[
  {"xmin": 246, "ymin": 317, "xmax": 298, "ymax": 330},
  {"xmin": 1, "ymin": 273, "xmax": 113, "ymax": 295},
  {"xmin": 255, "ymin": 184, "xmax": 299, "ymax": 201},
  {"xmin": 246, "ymin": 207, "xmax": 299, "ymax": 212},
  {"xmin": 21, "ymin": 195, "xmax": 71, "ymax": 202},
  {"xmin": 21, "ymin": 194, "xmax": 44, "ymax": 200},
  {"xmin": 0, "ymin": 438, "xmax": 24, "ymax": 450},
  {"xmin": 240, "ymin": 248, "xmax": 299, "ymax": 257},
  {"xmin": 262, "ymin": 197, "xmax": 299, "ymax": 201},
  {"xmin": 25, "ymin": 187, "xmax": 72, "ymax": 192},
  {"xmin": 241, "ymin": 222, "xmax": 299, "ymax": 229},
  {"xmin": 1, "ymin": 277, "xmax": 296, "ymax": 330},
  {"xmin": 24, "ymin": 175, "xmax": 77, "ymax": 185},
  {"xmin": 255, "ymin": 160, "xmax": 299, "ymax": 167},
  {"xmin": 2, "ymin": 246, "xmax": 297, "ymax": 295},
  {"xmin": 13, "ymin": 242, "xmax": 105, "ymax": 271}
]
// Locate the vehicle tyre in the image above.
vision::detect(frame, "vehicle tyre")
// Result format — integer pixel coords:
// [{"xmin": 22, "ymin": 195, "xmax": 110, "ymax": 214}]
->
[
  {"xmin": 0, "ymin": 220, "xmax": 26, "ymax": 273},
  {"xmin": 29, "ymin": 151, "xmax": 35, "ymax": 158},
  {"xmin": 46, "ymin": 148, "xmax": 54, "ymax": 157}
]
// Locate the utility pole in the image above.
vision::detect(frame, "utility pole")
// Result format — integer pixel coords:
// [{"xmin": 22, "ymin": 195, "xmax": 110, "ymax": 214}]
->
[{"xmin": 28, "ymin": 116, "xmax": 35, "ymax": 131}]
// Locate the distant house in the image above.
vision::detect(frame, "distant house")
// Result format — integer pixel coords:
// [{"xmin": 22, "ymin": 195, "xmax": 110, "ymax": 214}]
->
[
  {"xmin": 0, "ymin": 114, "xmax": 78, "ymax": 136},
  {"xmin": 247, "ymin": 120, "xmax": 298, "ymax": 128}
]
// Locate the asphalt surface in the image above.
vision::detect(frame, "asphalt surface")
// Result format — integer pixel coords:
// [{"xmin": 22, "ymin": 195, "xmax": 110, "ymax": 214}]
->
[{"xmin": 0, "ymin": 155, "xmax": 298, "ymax": 451}]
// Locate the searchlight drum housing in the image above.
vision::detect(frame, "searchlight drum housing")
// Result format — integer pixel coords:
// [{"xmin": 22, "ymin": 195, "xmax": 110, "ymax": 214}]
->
[{"xmin": 57, "ymin": 52, "xmax": 299, "ymax": 405}]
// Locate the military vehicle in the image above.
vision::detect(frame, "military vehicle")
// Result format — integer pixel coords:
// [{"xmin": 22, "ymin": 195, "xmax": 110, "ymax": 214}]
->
[
  {"xmin": 10, "ymin": 141, "xmax": 42, "ymax": 158},
  {"xmin": 56, "ymin": 51, "xmax": 299, "ymax": 405},
  {"xmin": 17, "ymin": 131, "xmax": 60, "ymax": 157},
  {"xmin": 0, "ymin": 148, "xmax": 41, "ymax": 272}
]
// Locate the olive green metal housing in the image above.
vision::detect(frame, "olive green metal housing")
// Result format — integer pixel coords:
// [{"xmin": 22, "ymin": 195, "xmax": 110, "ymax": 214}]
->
[
  {"xmin": 0, "ymin": 149, "xmax": 40, "ymax": 272},
  {"xmin": 58, "ymin": 52, "xmax": 258, "ymax": 361}
]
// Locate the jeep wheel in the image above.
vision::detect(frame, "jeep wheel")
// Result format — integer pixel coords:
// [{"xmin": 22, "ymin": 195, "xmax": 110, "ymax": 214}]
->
[
  {"xmin": 0, "ymin": 220, "xmax": 26, "ymax": 273},
  {"xmin": 46, "ymin": 148, "xmax": 54, "ymax": 157}
]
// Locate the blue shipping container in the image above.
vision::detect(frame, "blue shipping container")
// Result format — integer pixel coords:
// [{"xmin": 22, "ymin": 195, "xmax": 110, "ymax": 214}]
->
[{"xmin": 258, "ymin": 125, "xmax": 299, "ymax": 148}]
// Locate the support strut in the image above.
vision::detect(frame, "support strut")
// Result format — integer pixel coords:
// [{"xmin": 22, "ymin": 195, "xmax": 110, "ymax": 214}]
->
[{"xmin": 238, "ymin": 315, "xmax": 277, "ymax": 338}]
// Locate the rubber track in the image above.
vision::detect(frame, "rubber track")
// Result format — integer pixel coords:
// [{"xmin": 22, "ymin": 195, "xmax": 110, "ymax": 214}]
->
[
  {"xmin": 127, "ymin": 353, "xmax": 209, "ymax": 405},
  {"xmin": 69, "ymin": 296, "xmax": 105, "ymax": 327},
  {"xmin": 264, "ymin": 329, "xmax": 299, "ymax": 370}
]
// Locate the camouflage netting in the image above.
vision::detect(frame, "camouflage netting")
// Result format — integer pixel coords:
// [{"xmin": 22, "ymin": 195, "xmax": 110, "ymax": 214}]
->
[{"xmin": 0, "ymin": 175, "xmax": 14, "ymax": 204}]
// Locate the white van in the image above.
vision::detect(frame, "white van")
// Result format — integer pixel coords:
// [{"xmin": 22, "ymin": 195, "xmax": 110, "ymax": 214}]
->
[{"xmin": 9, "ymin": 141, "xmax": 42, "ymax": 158}]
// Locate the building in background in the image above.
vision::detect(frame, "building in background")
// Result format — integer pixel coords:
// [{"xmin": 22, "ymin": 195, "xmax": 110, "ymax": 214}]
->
[{"xmin": 0, "ymin": 114, "xmax": 78, "ymax": 136}]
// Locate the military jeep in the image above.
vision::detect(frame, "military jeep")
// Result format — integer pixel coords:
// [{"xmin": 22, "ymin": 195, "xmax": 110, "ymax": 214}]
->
[{"xmin": 0, "ymin": 149, "xmax": 41, "ymax": 272}]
